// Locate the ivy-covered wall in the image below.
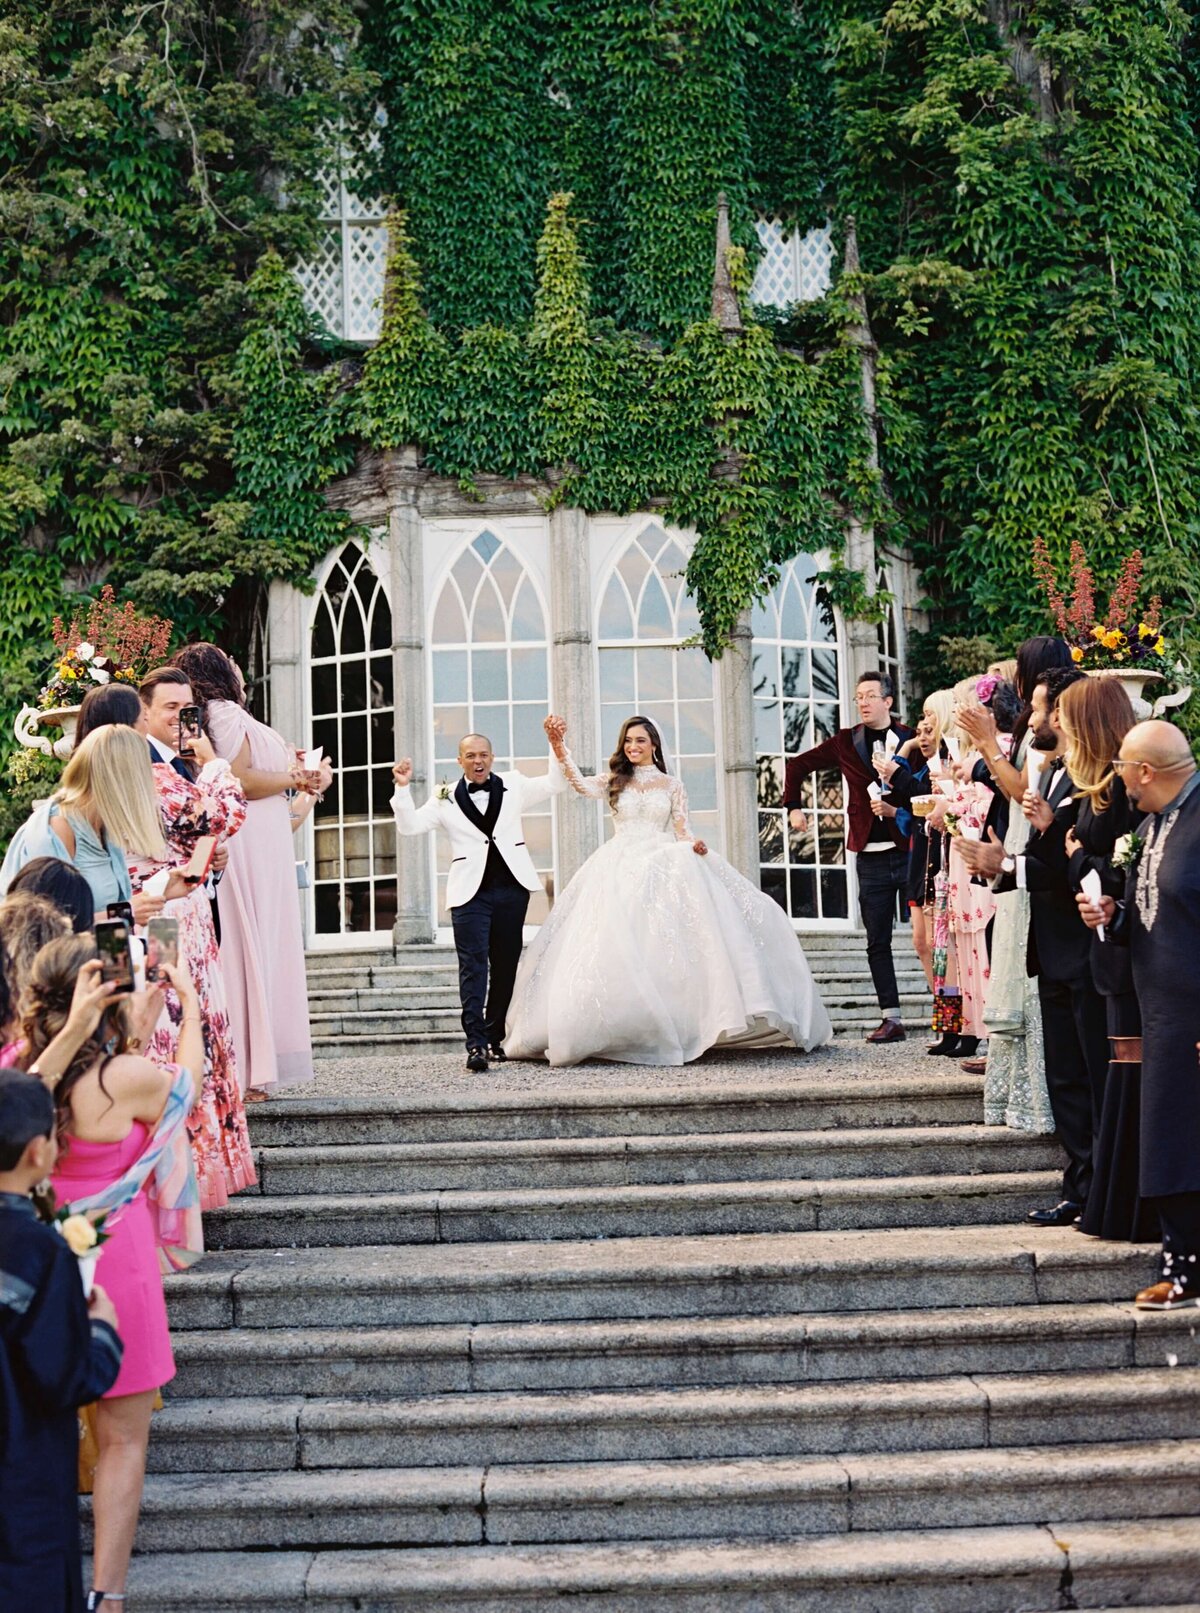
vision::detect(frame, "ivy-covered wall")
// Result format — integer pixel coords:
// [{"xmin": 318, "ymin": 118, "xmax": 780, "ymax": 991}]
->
[{"xmin": 2, "ymin": 0, "xmax": 1199, "ymax": 753}]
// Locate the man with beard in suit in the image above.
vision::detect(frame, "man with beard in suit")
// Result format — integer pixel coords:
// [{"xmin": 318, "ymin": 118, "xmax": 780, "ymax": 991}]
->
[{"xmin": 958, "ymin": 663, "xmax": 1106, "ymax": 1228}]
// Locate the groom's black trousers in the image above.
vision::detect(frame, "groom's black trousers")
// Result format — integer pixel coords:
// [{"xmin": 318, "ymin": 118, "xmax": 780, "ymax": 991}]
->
[{"xmin": 451, "ymin": 881, "xmax": 529, "ymax": 1049}]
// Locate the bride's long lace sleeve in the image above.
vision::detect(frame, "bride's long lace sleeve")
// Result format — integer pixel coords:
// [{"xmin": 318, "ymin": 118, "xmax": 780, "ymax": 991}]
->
[
  {"xmin": 669, "ymin": 776, "xmax": 694, "ymax": 842},
  {"xmin": 555, "ymin": 748, "xmax": 610, "ymax": 800}
]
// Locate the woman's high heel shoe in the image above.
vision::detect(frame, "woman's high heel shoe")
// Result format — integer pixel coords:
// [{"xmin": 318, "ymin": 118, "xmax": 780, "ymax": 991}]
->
[{"xmin": 926, "ymin": 1033, "xmax": 961, "ymax": 1056}]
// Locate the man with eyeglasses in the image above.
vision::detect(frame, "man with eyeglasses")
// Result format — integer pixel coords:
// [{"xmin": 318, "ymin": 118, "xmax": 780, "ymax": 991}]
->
[{"xmin": 1078, "ymin": 719, "xmax": 1200, "ymax": 1310}]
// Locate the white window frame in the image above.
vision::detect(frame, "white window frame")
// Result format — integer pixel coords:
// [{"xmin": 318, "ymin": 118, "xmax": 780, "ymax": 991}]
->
[
  {"xmin": 305, "ymin": 539, "xmax": 397, "ymax": 950},
  {"xmin": 593, "ymin": 517, "xmax": 725, "ymax": 853},
  {"xmin": 751, "ymin": 550, "xmax": 857, "ymax": 931},
  {"xmin": 750, "ymin": 215, "xmax": 835, "ymax": 310},
  {"xmin": 426, "ymin": 526, "xmax": 555, "ymax": 942}
]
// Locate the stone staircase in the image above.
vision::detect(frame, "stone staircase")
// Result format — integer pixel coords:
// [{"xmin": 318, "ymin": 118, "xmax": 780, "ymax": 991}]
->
[
  {"xmin": 306, "ymin": 931, "xmax": 933, "ymax": 1057},
  {"xmin": 107, "ymin": 1059, "xmax": 1200, "ymax": 1611}
]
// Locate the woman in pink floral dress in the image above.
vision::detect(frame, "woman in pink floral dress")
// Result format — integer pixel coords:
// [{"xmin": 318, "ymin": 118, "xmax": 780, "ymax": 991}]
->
[{"xmin": 131, "ymin": 743, "xmax": 255, "ymax": 1209}]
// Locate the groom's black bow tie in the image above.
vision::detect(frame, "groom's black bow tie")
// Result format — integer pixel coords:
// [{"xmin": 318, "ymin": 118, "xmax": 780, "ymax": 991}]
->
[{"xmin": 467, "ymin": 779, "xmax": 492, "ymax": 793}]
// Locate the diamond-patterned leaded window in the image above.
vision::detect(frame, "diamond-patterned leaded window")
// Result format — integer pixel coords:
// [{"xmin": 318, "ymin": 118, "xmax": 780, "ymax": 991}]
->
[
  {"xmin": 295, "ymin": 125, "xmax": 388, "ymax": 343},
  {"xmin": 750, "ymin": 217, "xmax": 834, "ymax": 309}
]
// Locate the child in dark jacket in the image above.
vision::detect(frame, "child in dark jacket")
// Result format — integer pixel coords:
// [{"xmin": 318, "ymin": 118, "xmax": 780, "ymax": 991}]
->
[{"xmin": 0, "ymin": 1069, "xmax": 123, "ymax": 1613}]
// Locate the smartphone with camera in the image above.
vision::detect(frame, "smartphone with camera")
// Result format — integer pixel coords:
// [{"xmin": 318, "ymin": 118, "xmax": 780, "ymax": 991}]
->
[
  {"xmin": 106, "ymin": 901, "xmax": 134, "ymax": 925},
  {"xmin": 94, "ymin": 919, "xmax": 135, "ymax": 995},
  {"xmin": 182, "ymin": 835, "xmax": 218, "ymax": 884},
  {"xmin": 145, "ymin": 916, "xmax": 180, "ymax": 984},
  {"xmin": 178, "ymin": 704, "xmax": 203, "ymax": 758}
]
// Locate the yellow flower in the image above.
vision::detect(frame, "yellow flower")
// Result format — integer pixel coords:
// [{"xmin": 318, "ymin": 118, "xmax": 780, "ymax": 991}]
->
[
  {"xmin": 1139, "ymin": 623, "xmax": 1154, "ymax": 640},
  {"xmin": 1091, "ymin": 624, "xmax": 1106, "ymax": 640},
  {"xmin": 1102, "ymin": 629, "xmax": 1123, "ymax": 650},
  {"xmin": 57, "ymin": 1213, "xmax": 98, "ymax": 1256},
  {"xmin": 1071, "ymin": 646, "xmax": 1084, "ymax": 663},
  {"xmin": 1154, "ymin": 636, "xmax": 1166, "ymax": 656}
]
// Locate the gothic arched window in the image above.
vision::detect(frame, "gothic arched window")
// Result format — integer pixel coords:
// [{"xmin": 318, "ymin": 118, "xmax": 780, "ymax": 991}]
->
[
  {"xmin": 751, "ymin": 553, "xmax": 849, "ymax": 924},
  {"xmin": 310, "ymin": 541, "xmax": 396, "ymax": 937},
  {"xmin": 596, "ymin": 522, "xmax": 719, "ymax": 844},
  {"xmin": 430, "ymin": 531, "xmax": 553, "ymax": 924}
]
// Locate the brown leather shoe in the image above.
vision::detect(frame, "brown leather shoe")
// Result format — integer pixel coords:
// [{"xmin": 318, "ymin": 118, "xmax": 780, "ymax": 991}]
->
[
  {"xmin": 866, "ymin": 1018, "xmax": 906, "ymax": 1044},
  {"xmin": 1135, "ymin": 1280, "xmax": 1199, "ymax": 1310},
  {"xmin": 960, "ymin": 1057, "xmax": 988, "ymax": 1074}
]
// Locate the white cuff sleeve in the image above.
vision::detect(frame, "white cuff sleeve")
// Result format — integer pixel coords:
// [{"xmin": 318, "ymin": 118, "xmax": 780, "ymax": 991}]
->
[
  {"xmin": 1015, "ymin": 856, "xmax": 1027, "ymax": 891},
  {"xmin": 199, "ymin": 758, "xmax": 230, "ymax": 783}
]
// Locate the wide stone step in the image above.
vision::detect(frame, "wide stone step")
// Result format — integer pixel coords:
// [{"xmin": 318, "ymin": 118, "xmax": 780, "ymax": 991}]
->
[
  {"xmin": 309, "ymin": 999, "xmax": 933, "ymax": 1039},
  {"xmin": 250, "ymin": 1123, "xmax": 1062, "ymax": 1197},
  {"xmin": 147, "ymin": 1367, "xmax": 1200, "ymax": 1474},
  {"xmin": 112, "ymin": 1518, "xmax": 1200, "ymax": 1612},
  {"xmin": 96, "ymin": 1439, "xmax": 1200, "ymax": 1552},
  {"xmin": 247, "ymin": 1074, "xmax": 986, "ymax": 1147},
  {"xmin": 167, "ymin": 1226, "xmax": 1158, "ymax": 1332},
  {"xmin": 168, "ymin": 1301, "xmax": 1200, "ymax": 1400},
  {"xmin": 312, "ymin": 1032, "xmax": 463, "ymax": 1058},
  {"xmin": 203, "ymin": 1169, "xmax": 1062, "ymax": 1249}
]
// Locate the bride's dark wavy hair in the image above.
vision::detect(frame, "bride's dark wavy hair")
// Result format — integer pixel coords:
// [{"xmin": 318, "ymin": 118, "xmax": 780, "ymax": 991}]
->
[{"xmin": 607, "ymin": 714, "xmax": 667, "ymax": 811}]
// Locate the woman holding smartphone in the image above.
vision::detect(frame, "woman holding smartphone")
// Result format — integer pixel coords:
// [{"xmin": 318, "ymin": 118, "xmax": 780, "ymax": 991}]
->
[
  {"xmin": 171, "ymin": 642, "xmax": 329, "ymax": 1099},
  {"xmin": 24, "ymin": 936, "xmax": 204, "ymax": 1613},
  {"xmin": 45, "ymin": 680, "xmax": 257, "ymax": 1209},
  {"xmin": 0, "ymin": 726, "xmax": 178, "ymax": 927}
]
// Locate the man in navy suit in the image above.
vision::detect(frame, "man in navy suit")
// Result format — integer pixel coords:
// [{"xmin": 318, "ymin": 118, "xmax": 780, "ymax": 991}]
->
[{"xmin": 139, "ymin": 667, "xmax": 227, "ymax": 940}]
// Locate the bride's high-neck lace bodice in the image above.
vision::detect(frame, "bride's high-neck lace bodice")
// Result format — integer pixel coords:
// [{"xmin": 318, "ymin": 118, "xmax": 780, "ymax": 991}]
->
[{"xmin": 557, "ymin": 754, "xmax": 693, "ymax": 842}]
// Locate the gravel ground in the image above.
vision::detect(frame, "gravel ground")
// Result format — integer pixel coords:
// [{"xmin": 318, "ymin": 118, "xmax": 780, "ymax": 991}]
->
[{"xmin": 277, "ymin": 1032, "xmax": 971, "ymax": 1102}]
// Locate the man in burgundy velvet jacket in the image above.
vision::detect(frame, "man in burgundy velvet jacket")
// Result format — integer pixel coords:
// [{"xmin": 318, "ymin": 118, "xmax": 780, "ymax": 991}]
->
[{"xmin": 784, "ymin": 671, "xmax": 915, "ymax": 1043}]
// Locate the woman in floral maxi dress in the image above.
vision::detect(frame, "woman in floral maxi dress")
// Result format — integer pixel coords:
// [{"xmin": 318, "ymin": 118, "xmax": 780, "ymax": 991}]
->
[{"xmin": 131, "ymin": 755, "xmax": 256, "ymax": 1209}]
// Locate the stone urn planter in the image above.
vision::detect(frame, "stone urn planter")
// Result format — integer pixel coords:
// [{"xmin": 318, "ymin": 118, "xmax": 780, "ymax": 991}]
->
[
  {"xmin": 1085, "ymin": 666, "xmax": 1164, "ymax": 717},
  {"xmin": 14, "ymin": 703, "xmax": 83, "ymax": 762}
]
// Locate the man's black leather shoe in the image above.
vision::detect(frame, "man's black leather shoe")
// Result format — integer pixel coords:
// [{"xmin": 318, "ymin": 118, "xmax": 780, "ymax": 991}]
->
[
  {"xmin": 489, "ymin": 1045, "xmax": 508, "ymax": 1063},
  {"xmin": 465, "ymin": 1046, "xmax": 489, "ymax": 1073},
  {"xmin": 1026, "ymin": 1199, "xmax": 1083, "ymax": 1227}
]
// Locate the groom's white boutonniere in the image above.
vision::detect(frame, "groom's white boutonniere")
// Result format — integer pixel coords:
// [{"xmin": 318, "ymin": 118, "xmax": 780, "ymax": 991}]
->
[
  {"xmin": 1112, "ymin": 830, "xmax": 1143, "ymax": 870},
  {"xmin": 435, "ymin": 780, "xmax": 452, "ymax": 801}
]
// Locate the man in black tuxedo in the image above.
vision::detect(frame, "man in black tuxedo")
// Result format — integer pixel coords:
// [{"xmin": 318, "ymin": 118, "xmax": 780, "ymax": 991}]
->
[
  {"xmin": 958, "ymin": 664, "xmax": 1106, "ymax": 1225},
  {"xmin": 784, "ymin": 671, "xmax": 915, "ymax": 1043}
]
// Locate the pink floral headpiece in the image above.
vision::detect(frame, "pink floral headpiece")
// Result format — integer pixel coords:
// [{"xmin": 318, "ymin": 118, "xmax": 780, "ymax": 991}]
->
[{"xmin": 975, "ymin": 674, "xmax": 999, "ymax": 705}]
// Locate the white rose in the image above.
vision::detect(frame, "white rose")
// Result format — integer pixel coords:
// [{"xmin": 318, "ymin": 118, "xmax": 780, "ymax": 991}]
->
[
  {"xmin": 57, "ymin": 1213, "xmax": 98, "ymax": 1256},
  {"xmin": 1115, "ymin": 834, "xmax": 1132, "ymax": 858},
  {"xmin": 76, "ymin": 641, "xmax": 95, "ymax": 661}
]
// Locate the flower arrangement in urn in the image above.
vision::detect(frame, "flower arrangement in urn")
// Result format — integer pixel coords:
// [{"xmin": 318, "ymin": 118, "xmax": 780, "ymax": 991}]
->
[
  {"xmin": 39, "ymin": 586, "xmax": 173, "ymax": 711},
  {"xmin": 1032, "ymin": 538, "xmax": 1165, "ymax": 669}
]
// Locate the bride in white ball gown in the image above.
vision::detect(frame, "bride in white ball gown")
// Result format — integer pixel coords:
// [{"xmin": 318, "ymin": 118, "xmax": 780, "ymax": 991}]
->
[{"xmin": 504, "ymin": 714, "xmax": 832, "ymax": 1067}]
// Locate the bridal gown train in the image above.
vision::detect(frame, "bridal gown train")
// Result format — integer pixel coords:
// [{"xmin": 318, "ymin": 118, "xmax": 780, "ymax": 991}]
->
[{"xmin": 504, "ymin": 757, "xmax": 832, "ymax": 1066}]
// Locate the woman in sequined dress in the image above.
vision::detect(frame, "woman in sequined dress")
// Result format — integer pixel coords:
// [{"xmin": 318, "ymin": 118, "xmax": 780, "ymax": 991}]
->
[{"xmin": 504, "ymin": 715, "xmax": 832, "ymax": 1067}]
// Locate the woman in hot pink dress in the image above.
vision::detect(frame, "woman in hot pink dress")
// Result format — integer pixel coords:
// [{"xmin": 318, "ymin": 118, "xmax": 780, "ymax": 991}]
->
[
  {"xmin": 172, "ymin": 643, "xmax": 328, "ymax": 1098},
  {"xmin": 25, "ymin": 934, "xmax": 204, "ymax": 1611}
]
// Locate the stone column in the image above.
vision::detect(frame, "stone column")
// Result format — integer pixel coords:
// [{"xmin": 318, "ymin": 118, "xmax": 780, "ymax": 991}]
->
[
  {"xmin": 266, "ymin": 580, "xmax": 310, "ymax": 939},
  {"xmin": 719, "ymin": 608, "xmax": 759, "ymax": 881},
  {"xmin": 548, "ymin": 505, "xmax": 600, "ymax": 886},
  {"xmin": 388, "ymin": 481, "xmax": 434, "ymax": 945}
]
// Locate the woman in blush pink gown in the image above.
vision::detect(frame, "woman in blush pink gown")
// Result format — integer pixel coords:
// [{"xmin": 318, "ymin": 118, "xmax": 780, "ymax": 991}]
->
[{"xmin": 172, "ymin": 643, "xmax": 327, "ymax": 1098}]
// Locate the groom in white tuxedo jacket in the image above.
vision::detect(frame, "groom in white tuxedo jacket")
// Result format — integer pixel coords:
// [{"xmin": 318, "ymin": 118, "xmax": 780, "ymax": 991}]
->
[{"xmin": 392, "ymin": 731, "xmax": 567, "ymax": 1071}]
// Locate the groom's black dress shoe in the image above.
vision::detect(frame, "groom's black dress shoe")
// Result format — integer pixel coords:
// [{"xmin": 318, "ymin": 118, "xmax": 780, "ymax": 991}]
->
[
  {"xmin": 1026, "ymin": 1199, "xmax": 1084, "ymax": 1227},
  {"xmin": 465, "ymin": 1046, "xmax": 489, "ymax": 1073},
  {"xmin": 489, "ymin": 1045, "xmax": 508, "ymax": 1063}
]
